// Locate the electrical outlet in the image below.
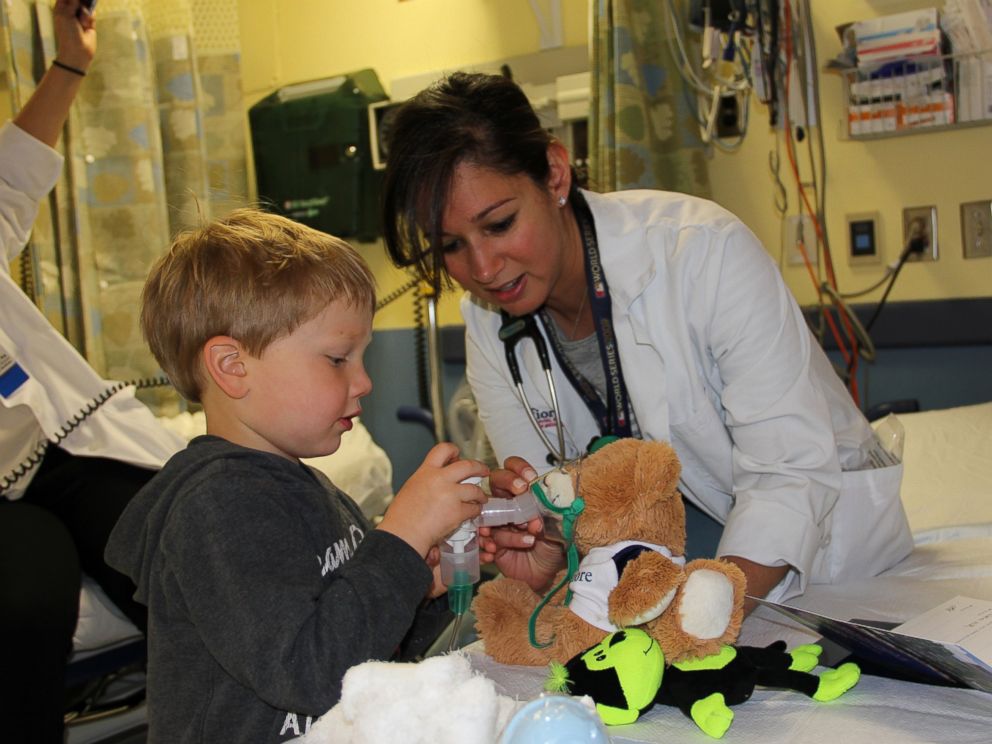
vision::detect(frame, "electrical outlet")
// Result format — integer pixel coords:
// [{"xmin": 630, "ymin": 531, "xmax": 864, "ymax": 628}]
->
[
  {"xmin": 782, "ymin": 214, "xmax": 817, "ymax": 267},
  {"xmin": 961, "ymin": 200, "xmax": 992, "ymax": 259},
  {"xmin": 902, "ymin": 206, "xmax": 938, "ymax": 262}
]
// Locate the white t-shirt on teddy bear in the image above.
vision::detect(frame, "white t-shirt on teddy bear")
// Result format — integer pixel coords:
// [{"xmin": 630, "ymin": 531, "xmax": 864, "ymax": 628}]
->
[{"xmin": 568, "ymin": 540, "xmax": 686, "ymax": 632}]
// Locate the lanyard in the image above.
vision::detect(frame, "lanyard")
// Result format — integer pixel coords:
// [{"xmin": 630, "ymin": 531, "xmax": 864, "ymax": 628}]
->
[{"xmin": 538, "ymin": 190, "xmax": 634, "ymax": 440}]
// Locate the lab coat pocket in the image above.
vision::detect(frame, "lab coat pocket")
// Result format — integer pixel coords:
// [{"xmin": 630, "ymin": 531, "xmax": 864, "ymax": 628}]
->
[{"xmin": 813, "ymin": 462, "xmax": 913, "ymax": 584}]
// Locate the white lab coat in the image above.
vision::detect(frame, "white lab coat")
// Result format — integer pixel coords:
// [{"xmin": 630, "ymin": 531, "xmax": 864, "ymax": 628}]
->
[
  {"xmin": 0, "ymin": 122, "xmax": 183, "ymax": 499},
  {"xmin": 463, "ymin": 188, "xmax": 912, "ymax": 600}
]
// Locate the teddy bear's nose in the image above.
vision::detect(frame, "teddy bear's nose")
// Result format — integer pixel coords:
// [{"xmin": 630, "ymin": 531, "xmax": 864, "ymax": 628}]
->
[{"xmin": 541, "ymin": 470, "xmax": 575, "ymax": 508}]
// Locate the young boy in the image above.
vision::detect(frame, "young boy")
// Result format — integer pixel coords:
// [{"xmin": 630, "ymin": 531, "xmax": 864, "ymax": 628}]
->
[{"xmin": 105, "ymin": 209, "xmax": 489, "ymax": 742}]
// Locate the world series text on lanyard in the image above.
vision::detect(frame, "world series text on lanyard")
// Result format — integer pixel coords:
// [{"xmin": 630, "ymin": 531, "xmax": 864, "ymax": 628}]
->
[{"xmin": 538, "ymin": 189, "xmax": 634, "ymax": 441}]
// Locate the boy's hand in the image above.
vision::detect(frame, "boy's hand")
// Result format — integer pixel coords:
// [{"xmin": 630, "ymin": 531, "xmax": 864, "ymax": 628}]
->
[
  {"xmin": 478, "ymin": 456, "xmax": 566, "ymax": 593},
  {"xmin": 378, "ymin": 442, "xmax": 488, "ymax": 558},
  {"xmin": 425, "ymin": 547, "xmax": 446, "ymax": 598}
]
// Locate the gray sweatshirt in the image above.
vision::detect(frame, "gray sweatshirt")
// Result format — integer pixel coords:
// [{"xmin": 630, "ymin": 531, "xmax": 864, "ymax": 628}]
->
[{"xmin": 106, "ymin": 436, "xmax": 449, "ymax": 742}]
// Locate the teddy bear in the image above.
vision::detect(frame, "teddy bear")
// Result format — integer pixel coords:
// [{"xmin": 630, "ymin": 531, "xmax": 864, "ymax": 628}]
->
[{"xmin": 472, "ymin": 438, "xmax": 746, "ymax": 667}]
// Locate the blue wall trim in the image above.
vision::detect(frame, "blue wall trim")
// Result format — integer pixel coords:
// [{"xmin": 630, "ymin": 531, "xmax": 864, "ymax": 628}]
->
[{"xmin": 805, "ymin": 297, "xmax": 992, "ymax": 348}]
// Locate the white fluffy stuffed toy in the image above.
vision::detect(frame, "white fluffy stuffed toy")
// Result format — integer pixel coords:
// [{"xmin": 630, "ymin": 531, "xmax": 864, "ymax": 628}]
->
[{"xmin": 291, "ymin": 653, "xmax": 522, "ymax": 744}]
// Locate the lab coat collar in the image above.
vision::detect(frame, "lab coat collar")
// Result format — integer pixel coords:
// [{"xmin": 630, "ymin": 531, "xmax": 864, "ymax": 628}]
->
[{"xmin": 580, "ymin": 189, "xmax": 657, "ymax": 310}]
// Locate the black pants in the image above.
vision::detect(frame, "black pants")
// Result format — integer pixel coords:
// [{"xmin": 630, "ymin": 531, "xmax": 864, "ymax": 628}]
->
[{"xmin": 0, "ymin": 447, "xmax": 155, "ymax": 744}]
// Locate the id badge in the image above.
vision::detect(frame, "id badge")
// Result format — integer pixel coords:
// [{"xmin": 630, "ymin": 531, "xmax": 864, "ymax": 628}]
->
[{"xmin": 0, "ymin": 345, "xmax": 29, "ymax": 398}]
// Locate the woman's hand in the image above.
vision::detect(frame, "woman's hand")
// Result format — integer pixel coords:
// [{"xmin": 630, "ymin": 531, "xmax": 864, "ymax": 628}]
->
[
  {"xmin": 478, "ymin": 456, "xmax": 566, "ymax": 592},
  {"xmin": 484, "ymin": 526, "xmax": 565, "ymax": 593}
]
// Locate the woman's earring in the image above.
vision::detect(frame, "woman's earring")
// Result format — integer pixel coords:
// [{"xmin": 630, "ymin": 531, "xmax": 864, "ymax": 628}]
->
[{"xmin": 557, "ymin": 195, "xmax": 567, "ymax": 207}]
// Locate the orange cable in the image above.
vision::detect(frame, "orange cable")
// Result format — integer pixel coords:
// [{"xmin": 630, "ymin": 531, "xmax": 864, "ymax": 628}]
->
[{"xmin": 782, "ymin": 0, "xmax": 860, "ymax": 403}]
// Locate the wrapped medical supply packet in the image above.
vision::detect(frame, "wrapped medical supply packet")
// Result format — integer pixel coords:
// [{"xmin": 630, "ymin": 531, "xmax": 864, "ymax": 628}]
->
[
  {"xmin": 872, "ymin": 413, "xmax": 906, "ymax": 464},
  {"xmin": 841, "ymin": 413, "xmax": 904, "ymax": 471}
]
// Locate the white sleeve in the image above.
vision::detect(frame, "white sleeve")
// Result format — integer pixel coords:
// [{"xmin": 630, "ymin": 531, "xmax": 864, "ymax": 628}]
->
[
  {"xmin": 0, "ymin": 122, "xmax": 64, "ymax": 267},
  {"xmin": 703, "ymin": 221, "xmax": 843, "ymax": 588}
]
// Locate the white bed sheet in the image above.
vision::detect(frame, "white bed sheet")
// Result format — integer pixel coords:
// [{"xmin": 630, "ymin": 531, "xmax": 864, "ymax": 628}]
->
[
  {"xmin": 468, "ymin": 534, "xmax": 992, "ymax": 744},
  {"xmin": 893, "ymin": 401, "xmax": 992, "ymax": 534},
  {"xmin": 469, "ymin": 402, "xmax": 992, "ymax": 742}
]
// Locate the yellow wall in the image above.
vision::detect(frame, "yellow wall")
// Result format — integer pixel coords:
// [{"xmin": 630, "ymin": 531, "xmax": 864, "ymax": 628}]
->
[
  {"xmin": 238, "ymin": 0, "xmax": 992, "ymax": 325},
  {"xmin": 237, "ymin": 0, "xmax": 588, "ymax": 329},
  {"xmin": 709, "ymin": 0, "xmax": 992, "ymax": 307}
]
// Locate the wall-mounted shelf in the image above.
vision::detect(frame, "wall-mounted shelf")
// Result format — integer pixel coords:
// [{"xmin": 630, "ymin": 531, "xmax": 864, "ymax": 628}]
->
[{"xmin": 840, "ymin": 49, "xmax": 992, "ymax": 140}]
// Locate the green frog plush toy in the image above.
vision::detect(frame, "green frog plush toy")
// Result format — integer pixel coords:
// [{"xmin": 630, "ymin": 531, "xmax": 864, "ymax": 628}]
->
[{"xmin": 546, "ymin": 628, "xmax": 860, "ymax": 738}]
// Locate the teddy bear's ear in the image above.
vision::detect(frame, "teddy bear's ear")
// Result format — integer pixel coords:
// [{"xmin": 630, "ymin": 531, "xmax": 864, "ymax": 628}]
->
[{"xmin": 631, "ymin": 440, "xmax": 682, "ymax": 502}]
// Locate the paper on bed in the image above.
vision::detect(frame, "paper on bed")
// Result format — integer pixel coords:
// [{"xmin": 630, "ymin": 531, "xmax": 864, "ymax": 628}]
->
[
  {"xmin": 893, "ymin": 595, "xmax": 992, "ymax": 668},
  {"xmin": 750, "ymin": 595, "xmax": 992, "ymax": 693}
]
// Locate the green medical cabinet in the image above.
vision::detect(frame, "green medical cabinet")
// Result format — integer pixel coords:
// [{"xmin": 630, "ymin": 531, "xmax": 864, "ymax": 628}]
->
[{"xmin": 249, "ymin": 69, "xmax": 386, "ymax": 242}]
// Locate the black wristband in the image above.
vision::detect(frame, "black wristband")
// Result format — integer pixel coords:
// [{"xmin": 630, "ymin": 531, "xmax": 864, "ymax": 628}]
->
[{"xmin": 52, "ymin": 59, "xmax": 86, "ymax": 77}]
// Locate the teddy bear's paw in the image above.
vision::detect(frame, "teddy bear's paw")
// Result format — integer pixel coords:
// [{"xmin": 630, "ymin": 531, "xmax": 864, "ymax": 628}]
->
[
  {"xmin": 812, "ymin": 662, "xmax": 861, "ymax": 702},
  {"xmin": 608, "ymin": 551, "xmax": 684, "ymax": 627},
  {"xmin": 612, "ymin": 587, "xmax": 678, "ymax": 627},
  {"xmin": 472, "ymin": 578, "xmax": 554, "ymax": 666},
  {"xmin": 690, "ymin": 692, "xmax": 734, "ymax": 738},
  {"xmin": 678, "ymin": 569, "xmax": 736, "ymax": 640},
  {"xmin": 788, "ymin": 644, "xmax": 823, "ymax": 673}
]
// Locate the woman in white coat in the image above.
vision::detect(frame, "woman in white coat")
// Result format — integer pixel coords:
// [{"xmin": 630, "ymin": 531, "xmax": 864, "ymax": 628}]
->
[
  {"xmin": 381, "ymin": 71, "xmax": 912, "ymax": 609},
  {"xmin": 0, "ymin": 4, "xmax": 183, "ymax": 741}
]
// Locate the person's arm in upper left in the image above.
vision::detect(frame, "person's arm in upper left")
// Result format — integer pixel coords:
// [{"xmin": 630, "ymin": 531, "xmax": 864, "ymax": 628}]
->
[
  {"xmin": 1, "ymin": 0, "xmax": 94, "ymax": 265},
  {"xmin": 13, "ymin": 0, "xmax": 95, "ymax": 147}
]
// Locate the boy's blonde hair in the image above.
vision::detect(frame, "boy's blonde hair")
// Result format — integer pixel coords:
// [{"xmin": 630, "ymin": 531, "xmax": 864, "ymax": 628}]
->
[{"xmin": 141, "ymin": 208, "xmax": 376, "ymax": 402}]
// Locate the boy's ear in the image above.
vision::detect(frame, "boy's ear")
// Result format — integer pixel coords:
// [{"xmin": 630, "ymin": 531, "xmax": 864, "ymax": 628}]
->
[{"xmin": 202, "ymin": 336, "xmax": 249, "ymax": 399}]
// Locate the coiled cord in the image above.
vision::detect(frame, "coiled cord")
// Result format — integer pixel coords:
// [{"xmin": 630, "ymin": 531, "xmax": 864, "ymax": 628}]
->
[{"xmin": 0, "ymin": 376, "xmax": 171, "ymax": 494}]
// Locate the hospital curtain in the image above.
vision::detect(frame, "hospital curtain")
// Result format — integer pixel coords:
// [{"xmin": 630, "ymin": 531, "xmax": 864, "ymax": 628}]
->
[
  {"xmin": 589, "ymin": 0, "xmax": 711, "ymax": 196},
  {"xmin": 0, "ymin": 0, "xmax": 248, "ymax": 414}
]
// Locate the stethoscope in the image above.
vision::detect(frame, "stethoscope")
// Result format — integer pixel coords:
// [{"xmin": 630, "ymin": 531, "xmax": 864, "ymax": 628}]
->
[
  {"xmin": 495, "ymin": 189, "xmax": 633, "ymax": 467},
  {"xmin": 497, "ymin": 312, "xmax": 567, "ymax": 466}
]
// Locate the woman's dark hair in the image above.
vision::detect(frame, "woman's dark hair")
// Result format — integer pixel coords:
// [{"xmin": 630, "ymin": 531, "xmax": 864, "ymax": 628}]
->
[{"xmin": 381, "ymin": 71, "xmax": 554, "ymax": 288}]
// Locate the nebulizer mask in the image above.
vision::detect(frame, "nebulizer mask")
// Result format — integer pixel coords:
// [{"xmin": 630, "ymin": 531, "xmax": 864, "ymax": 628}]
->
[{"xmin": 440, "ymin": 462, "xmax": 584, "ymax": 652}]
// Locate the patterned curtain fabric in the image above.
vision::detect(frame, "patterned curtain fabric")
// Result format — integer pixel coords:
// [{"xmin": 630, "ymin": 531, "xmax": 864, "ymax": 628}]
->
[
  {"xmin": 590, "ymin": 0, "xmax": 712, "ymax": 197},
  {"xmin": 0, "ymin": 0, "xmax": 247, "ymax": 414}
]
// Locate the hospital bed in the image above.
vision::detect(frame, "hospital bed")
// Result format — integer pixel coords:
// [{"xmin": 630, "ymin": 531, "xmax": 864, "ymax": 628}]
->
[
  {"xmin": 467, "ymin": 401, "xmax": 992, "ymax": 743},
  {"xmin": 67, "ymin": 414, "xmax": 394, "ymax": 741}
]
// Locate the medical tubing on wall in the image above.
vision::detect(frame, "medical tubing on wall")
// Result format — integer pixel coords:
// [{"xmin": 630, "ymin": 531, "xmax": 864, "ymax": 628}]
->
[
  {"xmin": 17, "ymin": 245, "xmax": 35, "ymax": 301},
  {"xmin": 412, "ymin": 282, "xmax": 429, "ymax": 410},
  {"xmin": 374, "ymin": 276, "xmax": 418, "ymax": 312}
]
